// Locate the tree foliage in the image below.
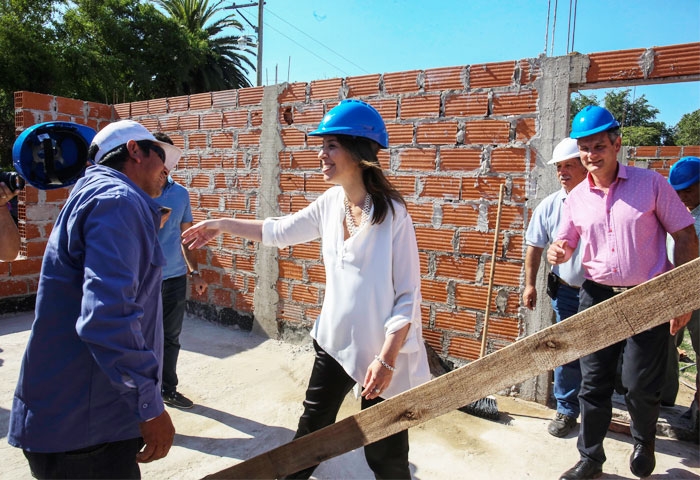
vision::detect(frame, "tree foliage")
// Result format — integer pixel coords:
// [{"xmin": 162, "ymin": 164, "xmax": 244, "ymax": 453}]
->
[
  {"xmin": 0, "ymin": 0, "xmax": 255, "ymax": 168},
  {"xmin": 674, "ymin": 109, "xmax": 700, "ymax": 146},
  {"xmin": 569, "ymin": 89, "xmax": 680, "ymax": 146}
]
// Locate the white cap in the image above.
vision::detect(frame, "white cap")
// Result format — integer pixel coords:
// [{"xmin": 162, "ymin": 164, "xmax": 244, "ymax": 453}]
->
[
  {"xmin": 547, "ymin": 137, "xmax": 580, "ymax": 165},
  {"xmin": 91, "ymin": 120, "xmax": 182, "ymax": 171}
]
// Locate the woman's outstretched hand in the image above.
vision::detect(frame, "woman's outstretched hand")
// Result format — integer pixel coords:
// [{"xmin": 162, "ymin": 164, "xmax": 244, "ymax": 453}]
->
[{"xmin": 182, "ymin": 220, "xmax": 222, "ymax": 250}]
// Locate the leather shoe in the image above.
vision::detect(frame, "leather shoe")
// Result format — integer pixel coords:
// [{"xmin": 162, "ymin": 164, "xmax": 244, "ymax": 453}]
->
[
  {"xmin": 629, "ymin": 443, "xmax": 655, "ymax": 478},
  {"xmin": 560, "ymin": 460, "xmax": 603, "ymax": 480}
]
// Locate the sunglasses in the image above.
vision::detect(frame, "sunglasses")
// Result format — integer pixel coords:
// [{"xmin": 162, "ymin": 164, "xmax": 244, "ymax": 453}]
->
[{"xmin": 136, "ymin": 141, "xmax": 166, "ymax": 163}]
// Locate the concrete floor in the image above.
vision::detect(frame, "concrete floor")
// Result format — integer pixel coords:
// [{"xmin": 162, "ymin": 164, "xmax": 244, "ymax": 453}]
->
[{"xmin": 1, "ymin": 311, "xmax": 698, "ymax": 479}]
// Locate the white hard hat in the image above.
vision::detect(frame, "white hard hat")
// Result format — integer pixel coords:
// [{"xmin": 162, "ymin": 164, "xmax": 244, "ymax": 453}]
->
[{"xmin": 547, "ymin": 137, "xmax": 580, "ymax": 164}]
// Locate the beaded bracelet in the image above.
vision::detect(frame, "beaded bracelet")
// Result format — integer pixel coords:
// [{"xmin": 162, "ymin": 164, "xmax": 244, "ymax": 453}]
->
[{"xmin": 374, "ymin": 355, "xmax": 396, "ymax": 372}]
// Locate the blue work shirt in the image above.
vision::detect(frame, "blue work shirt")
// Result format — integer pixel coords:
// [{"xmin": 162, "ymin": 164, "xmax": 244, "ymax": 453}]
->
[
  {"xmin": 8, "ymin": 165, "xmax": 167, "ymax": 452},
  {"xmin": 156, "ymin": 177, "xmax": 193, "ymax": 280}
]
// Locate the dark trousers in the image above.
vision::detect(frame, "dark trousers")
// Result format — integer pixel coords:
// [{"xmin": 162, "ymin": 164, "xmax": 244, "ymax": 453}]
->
[
  {"xmin": 161, "ymin": 275, "xmax": 187, "ymax": 394},
  {"xmin": 576, "ymin": 280, "xmax": 669, "ymax": 465},
  {"xmin": 23, "ymin": 437, "xmax": 144, "ymax": 479},
  {"xmin": 285, "ymin": 340, "xmax": 410, "ymax": 480}
]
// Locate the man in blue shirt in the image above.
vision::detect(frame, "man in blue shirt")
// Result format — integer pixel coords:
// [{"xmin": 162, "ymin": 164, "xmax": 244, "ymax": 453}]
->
[
  {"xmin": 154, "ymin": 133, "xmax": 208, "ymax": 409},
  {"xmin": 8, "ymin": 120, "xmax": 181, "ymax": 479},
  {"xmin": 523, "ymin": 137, "xmax": 588, "ymax": 438}
]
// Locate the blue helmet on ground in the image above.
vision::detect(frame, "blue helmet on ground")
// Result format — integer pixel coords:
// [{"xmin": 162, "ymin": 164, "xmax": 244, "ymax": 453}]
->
[
  {"xmin": 309, "ymin": 99, "xmax": 389, "ymax": 148},
  {"xmin": 13, "ymin": 121, "xmax": 96, "ymax": 190},
  {"xmin": 668, "ymin": 156, "xmax": 700, "ymax": 191},
  {"xmin": 570, "ymin": 105, "xmax": 620, "ymax": 139}
]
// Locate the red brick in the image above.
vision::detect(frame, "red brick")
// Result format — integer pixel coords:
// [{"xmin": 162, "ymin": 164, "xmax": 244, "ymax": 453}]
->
[
  {"xmin": 346, "ymin": 74, "xmax": 381, "ymax": 97},
  {"xmin": 470, "ymin": 61, "xmax": 515, "ymax": 89},
  {"xmin": 179, "ymin": 114, "xmax": 200, "ymax": 130},
  {"xmin": 492, "ymin": 91, "xmax": 538, "ymax": 116},
  {"xmin": 367, "ymin": 99, "xmax": 398, "ymax": 121},
  {"xmin": 280, "ymin": 174, "xmax": 305, "ymax": 193},
  {"xmin": 421, "ymin": 279, "xmax": 448, "ymax": 303},
  {"xmin": 658, "ymin": 146, "xmax": 683, "ymax": 157},
  {"xmin": 305, "ymin": 176, "xmax": 331, "ymax": 194},
  {"xmin": 310, "ymin": 78, "xmax": 342, "ymax": 101},
  {"xmin": 386, "ymin": 175, "xmax": 416, "ymax": 197},
  {"xmin": 415, "ymin": 227, "xmax": 455, "ymax": 252},
  {"xmin": 447, "ymin": 336, "xmax": 480, "ymax": 361},
  {"xmin": 515, "ymin": 118, "xmax": 536, "ymax": 142},
  {"xmin": 251, "ymin": 109, "xmax": 262, "ymax": 127},
  {"xmin": 238, "ymin": 131, "xmax": 261, "ymax": 147},
  {"xmin": 130, "ymin": 100, "xmax": 148, "ymax": 116},
  {"xmin": 490, "ymin": 148, "xmax": 527, "ymax": 173},
  {"xmin": 633, "ymin": 146, "xmax": 659, "ymax": 158},
  {"xmin": 189, "ymin": 132, "xmax": 207, "ymax": 149},
  {"xmin": 307, "ymin": 264, "xmax": 326, "ymax": 284},
  {"xmin": 459, "ymin": 230, "xmax": 493, "ymax": 256},
  {"xmin": 418, "ymin": 176, "xmax": 461, "ymax": 200},
  {"xmin": 398, "ymin": 148, "xmax": 437, "ymax": 171},
  {"xmin": 434, "ymin": 309, "xmax": 477, "ymax": 333},
  {"xmin": 212, "ymin": 90, "xmax": 237, "ymax": 107},
  {"xmin": 454, "ymin": 283, "xmax": 488, "ymax": 310},
  {"xmin": 281, "ymin": 128, "xmax": 306, "ymax": 147},
  {"xmin": 292, "ymin": 103, "xmax": 325, "ymax": 125},
  {"xmin": 441, "ymin": 203, "xmax": 480, "ymax": 228},
  {"xmin": 0, "ymin": 279, "xmax": 31, "ymax": 296},
  {"xmin": 211, "ymin": 132, "xmax": 233, "ymax": 149},
  {"xmin": 383, "ymin": 70, "xmax": 421, "ymax": 94},
  {"xmin": 292, "ymin": 242, "xmax": 321, "ymax": 260},
  {"xmin": 148, "ymin": 98, "xmax": 167, "ymax": 114},
  {"xmin": 400, "ymin": 95, "xmax": 441, "ymax": 119},
  {"xmin": 190, "ymin": 92, "xmax": 212, "ymax": 110},
  {"xmin": 464, "ymin": 120, "xmax": 510, "ymax": 145},
  {"xmin": 586, "ymin": 48, "xmax": 646, "ymax": 83},
  {"xmin": 15, "ymin": 91, "xmax": 53, "ymax": 111},
  {"xmin": 444, "ymin": 92, "xmax": 489, "ymax": 117},
  {"xmin": 683, "ymin": 146, "xmax": 700, "ymax": 156},
  {"xmin": 424, "ymin": 66, "xmax": 464, "ymax": 91},
  {"xmin": 201, "ymin": 112, "xmax": 223, "ymax": 129},
  {"xmin": 239, "ymin": 86, "xmax": 264, "ymax": 106},
  {"xmin": 288, "ymin": 150, "xmax": 320, "ymax": 170},
  {"xmin": 225, "ymin": 193, "xmax": 247, "ymax": 211},
  {"xmin": 435, "ymin": 256, "xmax": 478, "ymax": 281},
  {"xmin": 279, "ymin": 82, "xmax": 307, "ymax": 104},
  {"xmin": 486, "ymin": 316, "xmax": 519, "ymax": 341},
  {"xmin": 422, "ymin": 329, "xmax": 443, "ymax": 353},
  {"xmin": 223, "ymin": 110, "xmax": 248, "ymax": 128},
  {"xmin": 492, "ymin": 261, "xmax": 522, "ymax": 287},
  {"xmin": 439, "ymin": 148, "xmax": 482, "ymax": 172},
  {"xmin": 386, "ymin": 123, "xmax": 414, "ymax": 145},
  {"xmin": 416, "ymin": 122, "xmax": 459, "ymax": 145},
  {"xmin": 8, "ymin": 258, "xmax": 42, "ymax": 276},
  {"xmin": 168, "ymin": 96, "xmax": 189, "ymax": 112},
  {"xmin": 406, "ymin": 203, "xmax": 434, "ymax": 224},
  {"xmin": 86, "ymin": 102, "xmax": 113, "ymax": 119}
]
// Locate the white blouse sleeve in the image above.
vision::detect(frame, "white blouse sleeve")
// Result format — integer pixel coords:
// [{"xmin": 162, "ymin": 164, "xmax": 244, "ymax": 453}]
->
[{"xmin": 262, "ymin": 197, "xmax": 324, "ymax": 249}]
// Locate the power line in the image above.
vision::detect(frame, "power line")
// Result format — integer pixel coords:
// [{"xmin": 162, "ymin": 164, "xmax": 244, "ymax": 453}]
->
[{"xmin": 265, "ymin": 7, "xmax": 370, "ymax": 75}]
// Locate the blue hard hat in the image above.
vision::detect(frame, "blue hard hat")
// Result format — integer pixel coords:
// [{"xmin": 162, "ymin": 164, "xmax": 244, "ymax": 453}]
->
[
  {"xmin": 309, "ymin": 99, "xmax": 389, "ymax": 148},
  {"xmin": 13, "ymin": 121, "xmax": 96, "ymax": 190},
  {"xmin": 570, "ymin": 105, "xmax": 620, "ymax": 139},
  {"xmin": 668, "ymin": 156, "xmax": 700, "ymax": 190}
]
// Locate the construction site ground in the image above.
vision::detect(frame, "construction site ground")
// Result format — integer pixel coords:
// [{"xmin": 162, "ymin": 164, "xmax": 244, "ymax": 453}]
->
[{"xmin": 1, "ymin": 310, "xmax": 698, "ymax": 479}]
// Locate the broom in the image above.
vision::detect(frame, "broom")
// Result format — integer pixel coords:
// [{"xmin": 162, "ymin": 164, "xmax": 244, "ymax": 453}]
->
[{"xmin": 459, "ymin": 183, "xmax": 505, "ymax": 420}]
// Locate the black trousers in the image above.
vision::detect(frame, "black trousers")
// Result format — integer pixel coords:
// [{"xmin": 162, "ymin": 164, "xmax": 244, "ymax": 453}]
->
[
  {"xmin": 576, "ymin": 280, "xmax": 669, "ymax": 465},
  {"xmin": 161, "ymin": 275, "xmax": 187, "ymax": 394},
  {"xmin": 23, "ymin": 437, "xmax": 144, "ymax": 479},
  {"xmin": 285, "ymin": 340, "xmax": 410, "ymax": 480}
]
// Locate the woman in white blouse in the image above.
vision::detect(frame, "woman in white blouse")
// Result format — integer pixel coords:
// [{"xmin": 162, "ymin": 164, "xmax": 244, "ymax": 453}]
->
[{"xmin": 183, "ymin": 99, "xmax": 430, "ymax": 479}]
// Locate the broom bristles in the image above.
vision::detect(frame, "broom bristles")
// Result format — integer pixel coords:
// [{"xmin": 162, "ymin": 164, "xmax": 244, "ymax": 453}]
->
[{"xmin": 459, "ymin": 395, "xmax": 499, "ymax": 420}]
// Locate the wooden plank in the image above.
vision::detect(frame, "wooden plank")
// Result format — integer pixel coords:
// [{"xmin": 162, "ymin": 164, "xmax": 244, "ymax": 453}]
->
[{"xmin": 204, "ymin": 258, "xmax": 700, "ymax": 479}]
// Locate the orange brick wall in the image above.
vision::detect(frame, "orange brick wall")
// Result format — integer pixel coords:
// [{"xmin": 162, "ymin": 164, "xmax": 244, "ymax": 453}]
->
[{"xmin": 3, "ymin": 42, "xmax": 699, "ymax": 367}]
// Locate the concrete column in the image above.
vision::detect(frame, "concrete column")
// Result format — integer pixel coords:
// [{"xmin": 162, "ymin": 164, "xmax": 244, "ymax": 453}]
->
[
  {"xmin": 251, "ymin": 84, "xmax": 285, "ymax": 338},
  {"xmin": 518, "ymin": 54, "xmax": 589, "ymax": 404}
]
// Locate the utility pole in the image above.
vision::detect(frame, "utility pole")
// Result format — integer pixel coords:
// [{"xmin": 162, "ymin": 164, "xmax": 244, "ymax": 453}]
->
[
  {"xmin": 256, "ymin": 1, "xmax": 263, "ymax": 87},
  {"xmin": 226, "ymin": 2, "xmax": 264, "ymax": 86}
]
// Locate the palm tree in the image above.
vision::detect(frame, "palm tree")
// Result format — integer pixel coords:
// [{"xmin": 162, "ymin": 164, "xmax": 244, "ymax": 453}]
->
[{"xmin": 155, "ymin": 0, "xmax": 255, "ymax": 92}]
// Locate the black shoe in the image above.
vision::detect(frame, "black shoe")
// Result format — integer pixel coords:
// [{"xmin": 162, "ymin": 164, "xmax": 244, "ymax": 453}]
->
[
  {"xmin": 560, "ymin": 460, "xmax": 602, "ymax": 480},
  {"xmin": 548, "ymin": 412, "xmax": 577, "ymax": 437},
  {"xmin": 163, "ymin": 390, "xmax": 194, "ymax": 409},
  {"xmin": 629, "ymin": 443, "xmax": 655, "ymax": 478}
]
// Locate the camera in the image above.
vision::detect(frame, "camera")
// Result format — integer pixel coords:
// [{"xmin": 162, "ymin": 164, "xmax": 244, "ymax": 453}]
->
[{"xmin": 0, "ymin": 171, "xmax": 26, "ymax": 192}]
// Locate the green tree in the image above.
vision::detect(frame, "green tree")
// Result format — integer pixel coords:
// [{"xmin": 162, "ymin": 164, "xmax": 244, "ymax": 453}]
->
[
  {"xmin": 569, "ymin": 89, "xmax": 674, "ymax": 146},
  {"xmin": 155, "ymin": 0, "xmax": 255, "ymax": 93},
  {"xmin": 674, "ymin": 109, "xmax": 700, "ymax": 145}
]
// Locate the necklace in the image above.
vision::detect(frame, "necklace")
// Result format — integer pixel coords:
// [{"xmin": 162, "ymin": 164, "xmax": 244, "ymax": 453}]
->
[{"xmin": 345, "ymin": 194, "xmax": 371, "ymax": 237}]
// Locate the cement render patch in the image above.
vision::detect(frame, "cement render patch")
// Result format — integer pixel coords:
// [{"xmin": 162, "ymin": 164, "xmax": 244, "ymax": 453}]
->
[{"xmin": 1, "ymin": 312, "xmax": 698, "ymax": 479}]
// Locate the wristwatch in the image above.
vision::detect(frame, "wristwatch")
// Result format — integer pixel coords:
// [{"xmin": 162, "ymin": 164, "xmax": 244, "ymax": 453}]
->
[{"xmin": 189, "ymin": 270, "xmax": 200, "ymax": 277}]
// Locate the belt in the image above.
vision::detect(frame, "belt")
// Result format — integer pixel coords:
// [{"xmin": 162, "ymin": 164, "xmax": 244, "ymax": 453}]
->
[
  {"xmin": 553, "ymin": 273, "xmax": 580, "ymax": 290},
  {"xmin": 586, "ymin": 279, "xmax": 636, "ymax": 293}
]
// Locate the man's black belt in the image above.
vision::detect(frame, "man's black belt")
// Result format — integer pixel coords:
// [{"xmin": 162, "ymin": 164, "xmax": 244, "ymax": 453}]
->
[
  {"xmin": 553, "ymin": 273, "xmax": 580, "ymax": 290},
  {"xmin": 585, "ymin": 279, "xmax": 636, "ymax": 293}
]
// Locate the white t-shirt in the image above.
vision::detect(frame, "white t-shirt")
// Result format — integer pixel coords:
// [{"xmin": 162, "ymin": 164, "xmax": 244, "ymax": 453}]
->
[{"xmin": 262, "ymin": 185, "xmax": 431, "ymax": 398}]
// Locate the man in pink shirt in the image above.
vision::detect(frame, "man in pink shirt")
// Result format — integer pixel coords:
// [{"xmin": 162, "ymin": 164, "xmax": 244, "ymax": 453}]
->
[{"xmin": 547, "ymin": 106, "xmax": 698, "ymax": 480}]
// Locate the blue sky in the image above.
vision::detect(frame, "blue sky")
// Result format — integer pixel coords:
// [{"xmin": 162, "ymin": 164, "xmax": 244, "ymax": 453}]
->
[{"xmin": 232, "ymin": 0, "xmax": 700, "ymax": 127}]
